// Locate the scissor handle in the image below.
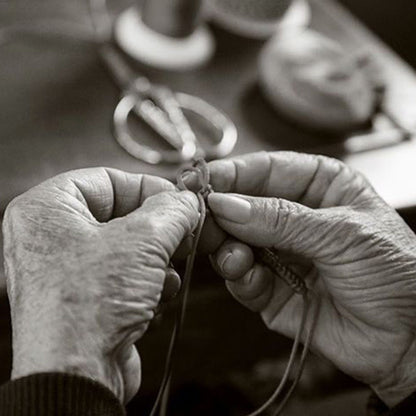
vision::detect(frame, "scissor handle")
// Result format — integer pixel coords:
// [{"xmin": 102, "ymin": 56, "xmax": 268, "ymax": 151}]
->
[
  {"xmin": 113, "ymin": 91, "xmax": 238, "ymax": 164},
  {"xmin": 176, "ymin": 92, "xmax": 238, "ymax": 160},
  {"xmin": 113, "ymin": 93, "xmax": 195, "ymax": 164}
]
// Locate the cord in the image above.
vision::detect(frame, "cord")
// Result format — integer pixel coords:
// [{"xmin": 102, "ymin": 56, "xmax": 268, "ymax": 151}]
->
[
  {"xmin": 271, "ymin": 292, "xmax": 320, "ymax": 416},
  {"xmin": 149, "ymin": 187, "xmax": 207, "ymax": 416},
  {"xmin": 78, "ymin": 0, "xmax": 321, "ymax": 405},
  {"xmin": 246, "ymin": 292, "xmax": 310, "ymax": 416},
  {"xmin": 176, "ymin": 159, "xmax": 320, "ymax": 416},
  {"xmin": 0, "ymin": 12, "xmax": 319, "ymax": 405}
]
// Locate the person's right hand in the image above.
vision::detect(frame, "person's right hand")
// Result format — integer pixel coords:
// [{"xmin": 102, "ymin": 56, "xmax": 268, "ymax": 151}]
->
[
  {"xmin": 3, "ymin": 168, "xmax": 199, "ymax": 404},
  {"xmin": 207, "ymin": 151, "xmax": 416, "ymax": 407}
]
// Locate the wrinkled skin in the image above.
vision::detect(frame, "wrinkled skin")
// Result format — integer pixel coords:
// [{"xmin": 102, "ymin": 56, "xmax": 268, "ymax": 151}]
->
[
  {"xmin": 2, "ymin": 168, "xmax": 199, "ymax": 403},
  {"xmin": 207, "ymin": 151, "xmax": 416, "ymax": 407},
  {"xmin": 4, "ymin": 152, "xmax": 416, "ymax": 409}
]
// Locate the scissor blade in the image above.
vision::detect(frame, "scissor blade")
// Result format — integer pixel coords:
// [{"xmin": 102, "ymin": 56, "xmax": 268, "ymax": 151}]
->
[
  {"xmin": 152, "ymin": 87, "xmax": 197, "ymax": 144},
  {"xmin": 100, "ymin": 44, "xmax": 148, "ymax": 91},
  {"xmin": 134, "ymin": 98, "xmax": 187, "ymax": 151}
]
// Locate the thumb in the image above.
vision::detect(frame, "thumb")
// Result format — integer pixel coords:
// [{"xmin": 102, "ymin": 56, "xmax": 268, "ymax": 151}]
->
[
  {"xmin": 122, "ymin": 190, "xmax": 200, "ymax": 262},
  {"xmin": 208, "ymin": 193, "xmax": 329, "ymax": 258}
]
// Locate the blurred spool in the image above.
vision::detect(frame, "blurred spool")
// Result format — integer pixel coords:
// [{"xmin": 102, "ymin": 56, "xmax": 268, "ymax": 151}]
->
[
  {"xmin": 207, "ymin": 0, "xmax": 311, "ymax": 39},
  {"xmin": 114, "ymin": 0, "xmax": 215, "ymax": 71},
  {"xmin": 141, "ymin": 0, "xmax": 203, "ymax": 38}
]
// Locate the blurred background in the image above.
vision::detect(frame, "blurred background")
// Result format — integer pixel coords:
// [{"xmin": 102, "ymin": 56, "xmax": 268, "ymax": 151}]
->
[{"xmin": 0, "ymin": 0, "xmax": 415, "ymax": 414}]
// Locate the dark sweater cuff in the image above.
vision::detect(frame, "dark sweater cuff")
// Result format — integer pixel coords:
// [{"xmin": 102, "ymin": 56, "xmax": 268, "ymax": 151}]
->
[
  {"xmin": 0, "ymin": 373, "xmax": 125, "ymax": 416},
  {"xmin": 368, "ymin": 392, "xmax": 416, "ymax": 416}
]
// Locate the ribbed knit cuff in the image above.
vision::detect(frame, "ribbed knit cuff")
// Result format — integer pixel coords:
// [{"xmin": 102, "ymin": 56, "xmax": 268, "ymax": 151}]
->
[{"xmin": 0, "ymin": 373, "xmax": 125, "ymax": 416}]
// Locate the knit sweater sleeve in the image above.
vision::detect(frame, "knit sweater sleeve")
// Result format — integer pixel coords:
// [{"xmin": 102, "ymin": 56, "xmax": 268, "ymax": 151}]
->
[
  {"xmin": 0, "ymin": 373, "xmax": 125, "ymax": 416},
  {"xmin": 368, "ymin": 391, "xmax": 416, "ymax": 416}
]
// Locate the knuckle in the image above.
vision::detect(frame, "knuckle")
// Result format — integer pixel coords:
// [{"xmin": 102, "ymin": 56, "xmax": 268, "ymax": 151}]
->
[
  {"xmin": 317, "ymin": 155, "xmax": 356, "ymax": 184},
  {"xmin": 354, "ymin": 170, "xmax": 371, "ymax": 187},
  {"xmin": 316, "ymin": 154, "xmax": 346, "ymax": 173},
  {"xmin": 124, "ymin": 215, "xmax": 164, "ymax": 240},
  {"xmin": 266, "ymin": 198, "xmax": 282, "ymax": 229},
  {"xmin": 133, "ymin": 218, "xmax": 174, "ymax": 258},
  {"xmin": 323, "ymin": 207, "xmax": 377, "ymax": 247},
  {"xmin": 341, "ymin": 168, "xmax": 376, "ymax": 206},
  {"xmin": 141, "ymin": 216, "xmax": 164, "ymax": 237},
  {"xmin": 177, "ymin": 191, "xmax": 199, "ymax": 214},
  {"xmin": 161, "ymin": 191, "xmax": 199, "ymax": 228},
  {"xmin": 315, "ymin": 156, "xmax": 375, "ymax": 206},
  {"xmin": 259, "ymin": 197, "xmax": 295, "ymax": 233},
  {"xmin": 142, "ymin": 174, "xmax": 176, "ymax": 194},
  {"xmin": 153, "ymin": 190, "xmax": 182, "ymax": 208}
]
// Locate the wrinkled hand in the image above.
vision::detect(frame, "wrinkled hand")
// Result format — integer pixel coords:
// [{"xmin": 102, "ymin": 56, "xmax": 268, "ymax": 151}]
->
[
  {"xmin": 2, "ymin": 168, "xmax": 199, "ymax": 403},
  {"xmin": 207, "ymin": 152, "xmax": 416, "ymax": 407}
]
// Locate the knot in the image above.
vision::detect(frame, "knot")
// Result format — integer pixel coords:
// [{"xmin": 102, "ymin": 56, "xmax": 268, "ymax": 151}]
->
[{"xmin": 176, "ymin": 158, "xmax": 213, "ymax": 200}]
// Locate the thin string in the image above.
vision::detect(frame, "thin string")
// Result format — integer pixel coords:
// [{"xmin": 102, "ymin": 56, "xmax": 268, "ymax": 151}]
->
[
  {"xmin": 173, "ymin": 159, "xmax": 320, "ymax": 416},
  {"xmin": 87, "ymin": 2, "xmax": 320, "ymax": 408},
  {"xmin": 0, "ymin": 4, "xmax": 318, "ymax": 412},
  {"xmin": 246, "ymin": 292, "xmax": 310, "ymax": 416},
  {"xmin": 253, "ymin": 248, "xmax": 307, "ymax": 295},
  {"xmin": 149, "ymin": 190, "xmax": 207, "ymax": 416},
  {"xmin": 271, "ymin": 292, "xmax": 321, "ymax": 416}
]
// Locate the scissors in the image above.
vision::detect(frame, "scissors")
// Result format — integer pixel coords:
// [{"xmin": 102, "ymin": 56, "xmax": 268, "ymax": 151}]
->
[{"xmin": 100, "ymin": 45, "xmax": 238, "ymax": 164}]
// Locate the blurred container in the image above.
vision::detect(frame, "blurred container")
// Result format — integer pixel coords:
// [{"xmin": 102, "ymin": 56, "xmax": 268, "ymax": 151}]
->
[
  {"xmin": 207, "ymin": 0, "xmax": 311, "ymax": 39},
  {"xmin": 141, "ymin": 0, "xmax": 204, "ymax": 38},
  {"xmin": 115, "ymin": 0, "xmax": 214, "ymax": 70}
]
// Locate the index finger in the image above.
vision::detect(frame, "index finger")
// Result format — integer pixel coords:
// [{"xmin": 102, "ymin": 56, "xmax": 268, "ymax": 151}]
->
[
  {"xmin": 208, "ymin": 151, "xmax": 368, "ymax": 208},
  {"xmin": 42, "ymin": 168, "xmax": 175, "ymax": 222}
]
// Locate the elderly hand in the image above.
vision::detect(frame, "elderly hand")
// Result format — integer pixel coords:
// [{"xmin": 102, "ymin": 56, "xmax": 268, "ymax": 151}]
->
[
  {"xmin": 2, "ymin": 168, "xmax": 199, "ymax": 403},
  {"xmin": 207, "ymin": 151, "xmax": 416, "ymax": 407}
]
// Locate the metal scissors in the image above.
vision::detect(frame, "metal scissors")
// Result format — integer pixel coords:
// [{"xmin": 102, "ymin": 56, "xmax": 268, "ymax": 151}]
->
[{"xmin": 100, "ymin": 45, "xmax": 238, "ymax": 164}]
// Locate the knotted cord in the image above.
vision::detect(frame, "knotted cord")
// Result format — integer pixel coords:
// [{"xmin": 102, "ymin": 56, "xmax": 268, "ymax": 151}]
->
[
  {"xmin": 149, "ymin": 183, "xmax": 206, "ymax": 416},
  {"xmin": 149, "ymin": 159, "xmax": 319, "ymax": 416}
]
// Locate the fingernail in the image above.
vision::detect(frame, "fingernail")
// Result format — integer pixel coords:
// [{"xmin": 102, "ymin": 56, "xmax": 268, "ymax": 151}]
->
[
  {"xmin": 208, "ymin": 193, "xmax": 251, "ymax": 224},
  {"xmin": 218, "ymin": 251, "xmax": 233, "ymax": 275}
]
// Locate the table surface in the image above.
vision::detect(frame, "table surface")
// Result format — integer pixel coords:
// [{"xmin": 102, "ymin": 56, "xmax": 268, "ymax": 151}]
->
[
  {"xmin": 1, "ymin": 0, "xmax": 416, "ymax": 211},
  {"xmin": 1, "ymin": 0, "xmax": 416, "ymax": 286}
]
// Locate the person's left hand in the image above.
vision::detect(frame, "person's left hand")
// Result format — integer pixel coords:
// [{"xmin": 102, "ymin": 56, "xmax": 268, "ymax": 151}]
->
[
  {"xmin": 2, "ymin": 168, "xmax": 199, "ymax": 403},
  {"xmin": 204, "ymin": 152, "xmax": 416, "ymax": 407}
]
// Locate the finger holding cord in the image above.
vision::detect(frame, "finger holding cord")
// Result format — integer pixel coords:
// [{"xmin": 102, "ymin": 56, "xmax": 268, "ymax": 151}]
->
[
  {"xmin": 211, "ymin": 238, "xmax": 254, "ymax": 281},
  {"xmin": 208, "ymin": 192, "xmax": 333, "ymax": 259},
  {"xmin": 226, "ymin": 264, "xmax": 278, "ymax": 313},
  {"xmin": 41, "ymin": 168, "xmax": 177, "ymax": 222},
  {"xmin": 211, "ymin": 239, "xmax": 301, "ymax": 312},
  {"xmin": 208, "ymin": 151, "xmax": 376, "ymax": 209},
  {"xmin": 153, "ymin": 267, "xmax": 181, "ymax": 316},
  {"xmin": 211, "ymin": 236, "xmax": 313, "ymax": 284},
  {"xmin": 161, "ymin": 267, "xmax": 182, "ymax": 302},
  {"xmin": 175, "ymin": 159, "xmax": 329, "ymax": 416},
  {"xmin": 174, "ymin": 159, "xmax": 319, "ymax": 416},
  {"xmin": 207, "ymin": 191, "xmax": 333, "ymax": 344},
  {"xmin": 178, "ymin": 163, "xmax": 228, "ymax": 255},
  {"xmin": 211, "ymin": 242, "xmax": 339, "ymax": 374}
]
